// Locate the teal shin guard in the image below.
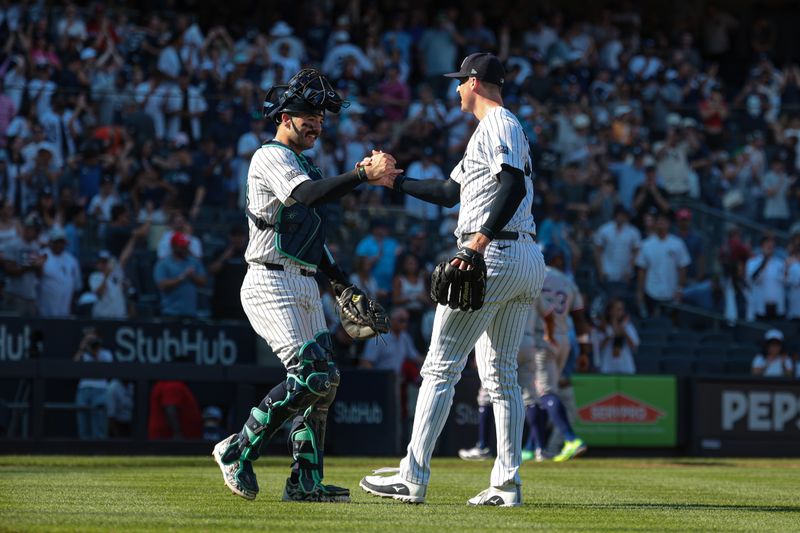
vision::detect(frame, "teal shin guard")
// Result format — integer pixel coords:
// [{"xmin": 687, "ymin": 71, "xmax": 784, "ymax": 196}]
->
[{"xmin": 290, "ymin": 367, "xmax": 338, "ymax": 489}]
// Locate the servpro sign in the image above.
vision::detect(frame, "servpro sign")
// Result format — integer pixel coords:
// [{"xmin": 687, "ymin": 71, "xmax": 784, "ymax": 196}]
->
[
  {"xmin": 572, "ymin": 375, "xmax": 677, "ymax": 446},
  {"xmin": 577, "ymin": 393, "xmax": 666, "ymax": 424}
]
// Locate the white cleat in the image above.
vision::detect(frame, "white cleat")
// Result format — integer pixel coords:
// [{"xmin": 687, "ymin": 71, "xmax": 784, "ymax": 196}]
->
[
  {"xmin": 458, "ymin": 445, "xmax": 492, "ymax": 461},
  {"xmin": 467, "ymin": 484, "xmax": 522, "ymax": 507},
  {"xmin": 359, "ymin": 467, "xmax": 426, "ymax": 504}
]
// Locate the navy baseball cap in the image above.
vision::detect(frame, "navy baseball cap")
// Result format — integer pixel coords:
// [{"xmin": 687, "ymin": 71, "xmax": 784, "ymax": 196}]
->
[{"xmin": 444, "ymin": 53, "xmax": 505, "ymax": 87}]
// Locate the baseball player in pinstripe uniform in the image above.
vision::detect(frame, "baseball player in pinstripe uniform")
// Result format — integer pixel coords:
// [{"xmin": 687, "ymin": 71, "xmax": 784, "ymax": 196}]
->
[
  {"xmin": 212, "ymin": 69, "xmax": 399, "ymax": 502},
  {"xmin": 360, "ymin": 53, "xmax": 546, "ymax": 507}
]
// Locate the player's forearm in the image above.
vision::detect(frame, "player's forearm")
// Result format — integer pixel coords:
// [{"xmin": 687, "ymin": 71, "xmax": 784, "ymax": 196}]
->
[
  {"xmin": 291, "ymin": 169, "xmax": 366, "ymax": 206},
  {"xmin": 477, "ymin": 165, "xmax": 526, "ymax": 240},
  {"xmin": 394, "ymin": 176, "xmax": 460, "ymax": 207}
]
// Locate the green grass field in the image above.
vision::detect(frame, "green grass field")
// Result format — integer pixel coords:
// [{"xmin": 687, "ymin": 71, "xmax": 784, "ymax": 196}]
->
[{"xmin": 1, "ymin": 456, "xmax": 799, "ymax": 532}]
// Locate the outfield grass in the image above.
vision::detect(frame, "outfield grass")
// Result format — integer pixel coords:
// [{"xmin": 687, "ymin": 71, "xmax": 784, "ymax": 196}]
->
[{"xmin": 1, "ymin": 456, "xmax": 799, "ymax": 532}]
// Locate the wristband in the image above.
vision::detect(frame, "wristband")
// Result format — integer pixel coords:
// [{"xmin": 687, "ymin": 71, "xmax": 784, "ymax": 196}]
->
[
  {"xmin": 577, "ymin": 334, "xmax": 590, "ymax": 344},
  {"xmin": 356, "ymin": 164, "xmax": 368, "ymax": 182},
  {"xmin": 478, "ymin": 225, "xmax": 496, "ymax": 240}
]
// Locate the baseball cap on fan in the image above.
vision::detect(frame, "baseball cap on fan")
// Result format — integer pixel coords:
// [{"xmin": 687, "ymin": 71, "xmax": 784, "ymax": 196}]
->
[{"xmin": 444, "ymin": 53, "xmax": 505, "ymax": 87}]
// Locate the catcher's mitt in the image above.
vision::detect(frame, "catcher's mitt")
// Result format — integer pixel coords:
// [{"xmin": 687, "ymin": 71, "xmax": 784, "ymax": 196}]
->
[
  {"xmin": 430, "ymin": 248, "xmax": 487, "ymax": 311},
  {"xmin": 335, "ymin": 285, "xmax": 390, "ymax": 339}
]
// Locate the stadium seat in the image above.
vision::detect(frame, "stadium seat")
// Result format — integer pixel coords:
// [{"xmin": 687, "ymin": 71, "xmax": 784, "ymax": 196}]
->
[
  {"xmin": 695, "ymin": 360, "xmax": 727, "ymax": 375},
  {"xmin": 699, "ymin": 332, "xmax": 733, "ymax": 345},
  {"xmin": 659, "ymin": 357, "xmax": 695, "ymax": 375},
  {"xmin": 695, "ymin": 346, "xmax": 728, "ymax": 359},
  {"xmin": 725, "ymin": 358, "xmax": 753, "ymax": 375},
  {"xmin": 634, "ymin": 358, "xmax": 660, "ymax": 374}
]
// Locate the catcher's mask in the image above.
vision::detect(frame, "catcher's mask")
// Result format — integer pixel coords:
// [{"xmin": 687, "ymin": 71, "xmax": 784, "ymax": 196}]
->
[{"xmin": 263, "ymin": 68, "xmax": 349, "ymax": 123}]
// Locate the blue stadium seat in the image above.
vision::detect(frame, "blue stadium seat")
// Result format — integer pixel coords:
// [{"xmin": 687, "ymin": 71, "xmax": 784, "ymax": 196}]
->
[
  {"xmin": 695, "ymin": 360, "xmax": 727, "ymax": 375},
  {"xmin": 659, "ymin": 357, "xmax": 695, "ymax": 375}
]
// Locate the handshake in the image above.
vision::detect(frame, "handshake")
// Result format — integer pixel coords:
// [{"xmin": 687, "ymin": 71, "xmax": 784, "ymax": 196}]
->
[{"xmin": 357, "ymin": 150, "xmax": 403, "ymax": 188}]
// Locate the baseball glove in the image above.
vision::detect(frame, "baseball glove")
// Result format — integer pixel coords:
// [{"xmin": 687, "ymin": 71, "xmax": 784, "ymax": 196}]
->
[
  {"xmin": 430, "ymin": 248, "xmax": 487, "ymax": 311},
  {"xmin": 335, "ymin": 285, "xmax": 390, "ymax": 339}
]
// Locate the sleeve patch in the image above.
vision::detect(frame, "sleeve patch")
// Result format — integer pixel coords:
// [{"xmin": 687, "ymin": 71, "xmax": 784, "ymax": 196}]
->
[
  {"xmin": 284, "ymin": 168, "xmax": 303, "ymax": 181},
  {"xmin": 494, "ymin": 145, "xmax": 509, "ymax": 156}
]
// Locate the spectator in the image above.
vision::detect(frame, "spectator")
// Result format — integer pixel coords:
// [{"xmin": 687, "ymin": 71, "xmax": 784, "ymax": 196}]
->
[
  {"xmin": 376, "ymin": 64, "xmax": 411, "ymax": 122},
  {"xmin": 745, "ymin": 234, "xmax": 785, "ymax": 320},
  {"xmin": 208, "ymin": 225, "xmax": 248, "ymax": 320},
  {"xmin": 760, "ymin": 153, "xmax": 793, "ymax": 230},
  {"xmin": 73, "ymin": 330, "xmax": 113, "ymax": 440},
  {"xmin": 632, "ymin": 162, "xmax": 671, "ymax": 228},
  {"xmin": 359, "ymin": 307, "xmax": 423, "ymax": 374},
  {"xmin": 675, "ymin": 208, "xmax": 705, "ymax": 283},
  {"xmin": 154, "ymin": 231, "xmax": 207, "ymax": 317},
  {"xmin": 653, "ymin": 127, "xmax": 694, "ymax": 198},
  {"xmin": 392, "ymin": 254, "xmax": 431, "ymax": 348},
  {"xmin": 148, "ymin": 373, "xmax": 203, "ymax": 439},
  {"xmin": 202, "ymin": 405, "xmax": 226, "ymax": 442},
  {"xmin": 417, "ymin": 12, "xmax": 461, "ymax": 96},
  {"xmin": 593, "ymin": 205, "xmax": 641, "ymax": 287},
  {"xmin": 404, "ymin": 147, "xmax": 444, "ymax": 229},
  {"xmin": 37, "ymin": 227, "xmax": 81, "ymax": 317},
  {"xmin": 89, "ymin": 223, "xmax": 147, "ymax": 319},
  {"xmin": 0, "ymin": 198, "xmax": 20, "ymax": 251},
  {"xmin": 107, "ymin": 379, "xmax": 134, "ymax": 438},
  {"xmin": 157, "ymin": 211, "xmax": 203, "ymax": 259},
  {"xmin": 0, "ymin": 214, "xmax": 43, "ymax": 315},
  {"xmin": 786, "ymin": 240, "xmax": 800, "ymax": 320},
  {"xmin": 349, "ymin": 255, "xmax": 382, "ymax": 301},
  {"xmin": 609, "ymin": 146, "xmax": 648, "ymax": 210},
  {"xmin": 354, "ymin": 219, "xmax": 399, "ymax": 295},
  {"xmin": 87, "ymin": 175, "xmax": 119, "ymax": 222},
  {"xmin": 594, "ymin": 298, "xmax": 639, "ymax": 374},
  {"xmin": 751, "ymin": 329, "xmax": 794, "ymax": 377},
  {"xmin": 636, "ymin": 211, "xmax": 691, "ymax": 315}
]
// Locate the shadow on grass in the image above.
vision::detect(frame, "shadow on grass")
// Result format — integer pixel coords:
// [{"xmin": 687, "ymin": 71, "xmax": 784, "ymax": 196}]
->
[
  {"xmin": 531, "ymin": 502, "xmax": 800, "ymax": 513},
  {"xmin": 667, "ymin": 461, "xmax": 736, "ymax": 467}
]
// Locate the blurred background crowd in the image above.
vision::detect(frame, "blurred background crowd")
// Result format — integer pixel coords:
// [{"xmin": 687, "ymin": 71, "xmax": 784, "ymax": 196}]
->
[{"xmin": 1, "ymin": 0, "xmax": 800, "ymax": 410}]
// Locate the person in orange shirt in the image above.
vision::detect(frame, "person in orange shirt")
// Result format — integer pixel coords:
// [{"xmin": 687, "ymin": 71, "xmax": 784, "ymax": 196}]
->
[{"xmin": 148, "ymin": 376, "xmax": 202, "ymax": 440}]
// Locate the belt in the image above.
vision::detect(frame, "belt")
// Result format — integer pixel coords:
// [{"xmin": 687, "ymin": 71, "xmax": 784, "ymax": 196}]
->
[
  {"xmin": 461, "ymin": 231, "xmax": 535, "ymax": 241},
  {"xmin": 257, "ymin": 263, "xmax": 316, "ymax": 277}
]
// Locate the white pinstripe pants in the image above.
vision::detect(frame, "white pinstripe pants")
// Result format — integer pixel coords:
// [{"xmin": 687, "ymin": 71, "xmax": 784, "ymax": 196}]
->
[
  {"xmin": 400, "ymin": 234, "xmax": 545, "ymax": 487},
  {"xmin": 240, "ymin": 264, "xmax": 327, "ymax": 368}
]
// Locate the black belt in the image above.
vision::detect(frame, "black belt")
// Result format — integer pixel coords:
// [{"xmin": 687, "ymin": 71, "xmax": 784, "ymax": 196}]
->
[
  {"xmin": 259, "ymin": 263, "xmax": 316, "ymax": 277},
  {"xmin": 462, "ymin": 231, "xmax": 535, "ymax": 241}
]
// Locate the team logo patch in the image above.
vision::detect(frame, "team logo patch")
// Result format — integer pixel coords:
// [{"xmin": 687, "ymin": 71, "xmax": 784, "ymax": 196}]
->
[
  {"xmin": 284, "ymin": 169, "xmax": 303, "ymax": 180},
  {"xmin": 494, "ymin": 145, "xmax": 509, "ymax": 156}
]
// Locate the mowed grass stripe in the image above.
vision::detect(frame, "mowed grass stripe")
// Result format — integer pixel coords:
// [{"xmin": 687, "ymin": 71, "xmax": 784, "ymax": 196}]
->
[{"xmin": 0, "ymin": 456, "xmax": 798, "ymax": 532}]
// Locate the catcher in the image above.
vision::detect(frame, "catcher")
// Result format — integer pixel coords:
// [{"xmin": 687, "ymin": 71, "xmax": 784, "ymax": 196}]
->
[{"xmin": 213, "ymin": 68, "xmax": 396, "ymax": 503}]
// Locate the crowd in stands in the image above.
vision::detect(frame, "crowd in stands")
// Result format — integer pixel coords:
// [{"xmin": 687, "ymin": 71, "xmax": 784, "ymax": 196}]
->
[{"xmin": 0, "ymin": 1, "xmax": 799, "ymax": 384}]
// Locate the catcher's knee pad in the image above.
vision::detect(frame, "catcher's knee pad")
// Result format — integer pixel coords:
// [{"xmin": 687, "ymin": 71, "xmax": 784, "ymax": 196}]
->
[{"xmin": 288, "ymin": 340, "xmax": 332, "ymax": 397}]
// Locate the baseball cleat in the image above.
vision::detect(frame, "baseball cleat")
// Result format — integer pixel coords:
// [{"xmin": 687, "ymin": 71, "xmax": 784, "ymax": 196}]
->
[
  {"xmin": 467, "ymin": 484, "xmax": 522, "ymax": 507},
  {"xmin": 458, "ymin": 445, "xmax": 492, "ymax": 461},
  {"xmin": 282, "ymin": 478, "xmax": 351, "ymax": 503},
  {"xmin": 359, "ymin": 467, "xmax": 426, "ymax": 504},
  {"xmin": 553, "ymin": 438, "xmax": 587, "ymax": 462},
  {"xmin": 521, "ymin": 448, "xmax": 547, "ymax": 462},
  {"xmin": 213, "ymin": 434, "xmax": 259, "ymax": 500}
]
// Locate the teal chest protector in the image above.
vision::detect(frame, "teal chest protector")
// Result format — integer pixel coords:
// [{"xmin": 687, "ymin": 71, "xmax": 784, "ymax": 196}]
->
[{"xmin": 247, "ymin": 141, "xmax": 328, "ymax": 268}]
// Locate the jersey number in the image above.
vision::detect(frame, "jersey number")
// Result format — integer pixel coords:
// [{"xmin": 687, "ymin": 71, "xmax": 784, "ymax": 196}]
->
[{"xmin": 542, "ymin": 288, "xmax": 567, "ymax": 314}]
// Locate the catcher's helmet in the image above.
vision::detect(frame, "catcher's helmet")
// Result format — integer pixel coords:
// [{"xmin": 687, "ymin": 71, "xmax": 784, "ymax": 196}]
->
[{"xmin": 263, "ymin": 69, "xmax": 348, "ymax": 123}]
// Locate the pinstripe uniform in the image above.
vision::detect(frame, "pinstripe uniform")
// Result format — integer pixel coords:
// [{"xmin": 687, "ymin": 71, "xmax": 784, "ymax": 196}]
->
[
  {"xmin": 400, "ymin": 106, "xmax": 545, "ymax": 488},
  {"xmin": 240, "ymin": 143, "xmax": 327, "ymax": 367},
  {"xmin": 530, "ymin": 267, "xmax": 583, "ymax": 397}
]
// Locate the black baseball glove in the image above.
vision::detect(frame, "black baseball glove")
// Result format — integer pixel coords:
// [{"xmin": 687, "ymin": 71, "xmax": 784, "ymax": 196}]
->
[
  {"xmin": 430, "ymin": 248, "xmax": 487, "ymax": 311},
  {"xmin": 335, "ymin": 285, "xmax": 390, "ymax": 339}
]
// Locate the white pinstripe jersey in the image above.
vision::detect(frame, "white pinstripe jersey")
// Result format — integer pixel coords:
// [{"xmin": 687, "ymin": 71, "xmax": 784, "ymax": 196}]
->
[
  {"xmin": 450, "ymin": 106, "xmax": 536, "ymax": 238},
  {"xmin": 243, "ymin": 141, "xmax": 315, "ymax": 266}
]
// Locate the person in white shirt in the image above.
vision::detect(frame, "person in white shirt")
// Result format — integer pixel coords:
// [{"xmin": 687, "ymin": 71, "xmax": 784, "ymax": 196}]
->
[
  {"xmin": 594, "ymin": 298, "xmax": 639, "ymax": 374},
  {"xmin": 164, "ymin": 72, "xmax": 208, "ymax": 143},
  {"xmin": 235, "ymin": 117, "xmax": 268, "ymax": 209},
  {"xmin": 73, "ymin": 331, "xmax": 114, "ymax": 440},
  {"xmin": 87, "ymin": 175, "xmax": 119, "ymax": 222},
  {"xmin": 404, "ymin": 147, "xmax": 445, "ymax": 226},
  {"xmin": 593, "ymin": 205, "xmax": 641, "ymax": 285},
  {"xmin": 751, "ymin": 329, "xmax": 794, "ymax": 377},
  {"xmin": 745, "ymin": 234, "xmax": 786, "ymax": 320},
  {"xmin": 786, "ymin": 244, "xmax": 800, "ymax": 320},
  {"xmin": 359, "ymin": 307, "xmax": 422, "ymax": 374},
  {"xmin": 37, "ymin": 227, "xmax": 81, "ymax": 317},
  {"xmin": 636, "ymin": 210, "xmax": 691, "ymax": 315}
]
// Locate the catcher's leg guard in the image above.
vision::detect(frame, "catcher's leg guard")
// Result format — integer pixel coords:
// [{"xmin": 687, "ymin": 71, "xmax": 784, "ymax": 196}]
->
[{"xmin": 220, "ymin": 340, "xmax": 332, "ymax": 464}]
